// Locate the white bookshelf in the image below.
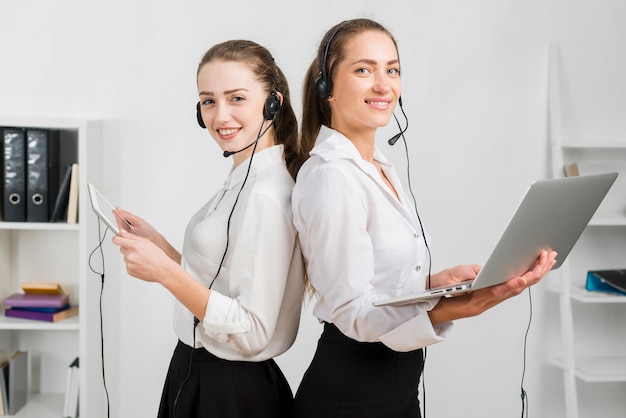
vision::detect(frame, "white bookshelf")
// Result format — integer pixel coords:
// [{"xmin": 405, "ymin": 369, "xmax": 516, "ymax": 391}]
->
[
  {"xmin": 548, "ymin": 43, "xmax": 626, "ymax": 418},
  {"xmin": 1, "ymin": 118, "xmax": 103, "ymax": 417}
]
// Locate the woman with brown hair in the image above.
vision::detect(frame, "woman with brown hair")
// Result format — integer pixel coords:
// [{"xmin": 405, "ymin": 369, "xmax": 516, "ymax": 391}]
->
[
  {"xmin": 292, "ymin": 18, "xmax": 557, "ymax": 417},
  {"xmin": 113, "ymin": 40, "xmax": 304, "ymax": 418}
]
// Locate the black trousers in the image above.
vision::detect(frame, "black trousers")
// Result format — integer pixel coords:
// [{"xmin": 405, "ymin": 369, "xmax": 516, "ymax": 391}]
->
[
  {"xmin": 157, "ymin": 340, "xmax": 293, "ymax": 418},
  {"xmin": 294, "ymin": 323, "xmax": 424, "ymax": 418}
]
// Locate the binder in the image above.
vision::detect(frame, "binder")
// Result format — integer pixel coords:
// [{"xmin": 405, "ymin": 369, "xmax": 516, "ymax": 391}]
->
[
  {"xmin": 586, "ymin": 269, "xmax": 626, "ymax": 296},
  {"xmin": 66, "ymin": 163, "xmax": 79, "ymax": 224},
  {"xmin": 2, "ymin": 127, "xmax": 27, "ymax": 222},
  {"xmin": 26, "ymin": 129, "xmax": 60, "ymax": 222},
  {"xmin": 63, "ymin": 357, "xmax": 79, "ymax": 418},
  {"xmin": 50, "ymin": 163, "xmax": 73, "ymax": 222},
  {"xmin": 0, "ymin": 359, "xmax": 7, "ymax": 415},
  {"xmin": 7, "ymin": 351, "xmax": 27, "ymax": 415}
]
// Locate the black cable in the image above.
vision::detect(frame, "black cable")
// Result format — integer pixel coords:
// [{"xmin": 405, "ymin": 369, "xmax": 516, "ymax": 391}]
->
[
  {"xmin": 172, "ymin": 317, "xmax": 200, "ymax": 418},
  {"xmin": 173, "ymin": 117, "xmax": 273, "ymax": 415},
  {"xmin": 393, "ymin": 114, "xmax": 432, "ymax": 289},
  {"xmin": 88, "ymin": 220, "xmax": 111, "ymax": 418},
  {"xmin": 520, "ymin": 288, "xmax": 533, "ymax": 418},
  {"xmin": 209, "ymin": 119, "xmax": 271, "ymax": 289},
  {"xmin": 392, "ymin": 112, "xmax": 432, "ymax": 418}
]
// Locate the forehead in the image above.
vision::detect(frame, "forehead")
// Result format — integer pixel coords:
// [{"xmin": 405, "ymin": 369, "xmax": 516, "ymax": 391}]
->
[
  {"xmin": 197, "ymin": 60, "xmax": 260, "ymax": 91},
  {"xmin": 341, "ymin": 30, "xmax": 399, "ymax": 63}
]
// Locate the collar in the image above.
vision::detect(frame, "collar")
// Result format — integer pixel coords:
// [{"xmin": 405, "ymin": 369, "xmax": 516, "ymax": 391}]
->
[
  {"xmin": 223, "ymin": 144, "xmax": 285, "ymax": 190},
  {"xmin": 311, "ymin": 125, "xmax": 393, "ymax": 173}
]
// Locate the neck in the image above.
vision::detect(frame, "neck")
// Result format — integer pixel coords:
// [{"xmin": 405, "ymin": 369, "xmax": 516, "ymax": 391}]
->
[
  {"xmin": 330, "ymin": 123, "xmax": 376, "ymax": 162},
  {"xmin": 232, "ymin": 123, "xmax": 276, "ymax": 168}
]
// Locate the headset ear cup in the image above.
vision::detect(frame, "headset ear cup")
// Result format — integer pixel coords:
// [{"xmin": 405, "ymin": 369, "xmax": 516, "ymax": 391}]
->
[
  {"xmin": 263, "ymin": 93, "xmax": 281, "ymax": 120},
  {"xmin": 315, "ymin": 75, "xmax": 330, "ymax": 100},
  {"xmin": 196, "ymin": 102, "xmax": 206, "ymax": 128}
]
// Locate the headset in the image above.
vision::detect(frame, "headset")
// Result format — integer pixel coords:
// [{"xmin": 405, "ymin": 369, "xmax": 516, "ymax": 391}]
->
[
  {"xmin": 315, "ymin": 23, "xmax": 407, "ymax": 149},
  {"xmin": 196, "ymin": 92, "xmax": 281, "ymax": 128},
  {"xmin": 315, "ymin": 22, "xmax": 432, "ymax": 417},
  {"xmin": 175, "ymin": 89, "xmax": 281, "ymax": 418},
  {"xmin": 315, "ymin": 25, "xmax": 343, "ymax": 100}
]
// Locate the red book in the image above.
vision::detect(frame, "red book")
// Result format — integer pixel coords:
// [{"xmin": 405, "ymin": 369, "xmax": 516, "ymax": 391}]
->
[
  {"xmin": 4, "ymin": 305, "xmax": 78, "ymax": 322},
  {"xmin": 3, "ymin": 293, "xmax": 69, "ymax": 308}
]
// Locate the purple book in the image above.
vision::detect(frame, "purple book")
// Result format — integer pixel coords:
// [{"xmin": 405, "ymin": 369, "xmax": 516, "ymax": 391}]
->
[
  {"xmin": 3, "ymin": 293, "xmax": 69, "ymax": 308},
  {"xmin": 4, "ymin": 305, "xmax": 78, "ymax": 322}
]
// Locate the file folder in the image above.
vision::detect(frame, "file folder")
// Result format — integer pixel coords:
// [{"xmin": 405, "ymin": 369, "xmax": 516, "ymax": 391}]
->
[
  {"xmin": 586, "ymin": 269, "xmax": 626, "ymax": 296},
  {"xmin": 26, "ymin": 129, "xmax": 60, "ymax": 222},
  {"xmin": 7, "ymin": 351, "xmax": 27, "ymax": 415},
  {"xmin": 2, "ymin": 127, "xmax": 27, "ymax": 222},
  {"xmin": 50, "ymin": 163, "xmax": 73, "ymax": 222}
]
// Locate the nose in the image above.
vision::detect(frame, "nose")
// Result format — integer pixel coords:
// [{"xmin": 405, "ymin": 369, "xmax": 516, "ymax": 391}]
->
[
  {"xmin": 214, "ymin": 101, "xmax": 231, "ymax": 123},
  {"xmin": 372, "ymin": 70, "xmax": 392, "ymax": 94}
]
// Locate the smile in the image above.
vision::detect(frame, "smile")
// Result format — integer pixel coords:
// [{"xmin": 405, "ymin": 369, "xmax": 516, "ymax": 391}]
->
[
  {"xmin": 218, "ymin": 128, "xmax": 241, "ymax": 135},
  {"xmin": 365, "ymin": 100, "xmax": 391, "ymax": 107}
]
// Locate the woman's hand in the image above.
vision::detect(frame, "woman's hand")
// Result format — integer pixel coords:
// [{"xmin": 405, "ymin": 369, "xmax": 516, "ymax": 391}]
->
[
  {"xmin": 113, "ymin": 208, "xmax": 181, "ymax": 264},
  {"xmin": 430, "ymin": 264, "xmax": 481, "ymax": 288},
  {"xmin": 429, "ymin": 250, "xmax": 557, "ymax": 324},
  {"xmin": 112, "ymin": 230, "xmax": 209, "ymax": 320},
  {"xmin": 113, "ymin": 208, "xmax": 157, "ymax": 240},
  {"xmin": 112, "ymin": 231, "xmax": 178, "ymax": 284}
]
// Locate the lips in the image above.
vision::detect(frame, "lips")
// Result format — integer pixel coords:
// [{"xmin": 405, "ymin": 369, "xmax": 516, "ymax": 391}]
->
[
  {"xmin": 365, "ymin": 99, "xmax": 392, "ymax": 109},
  {"xmin": 217, "ymin": 127, "xmax": 241, "ymax": 139}
]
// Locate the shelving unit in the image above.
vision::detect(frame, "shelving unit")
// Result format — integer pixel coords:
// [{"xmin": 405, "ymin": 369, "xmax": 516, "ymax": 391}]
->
[
  {"xmin": 1, "ymin": 118, "xmax": 103, "ymax": 417},
  {"xmin": 548, "ymin": 44, "xmax": 626, "ymax": 418}
]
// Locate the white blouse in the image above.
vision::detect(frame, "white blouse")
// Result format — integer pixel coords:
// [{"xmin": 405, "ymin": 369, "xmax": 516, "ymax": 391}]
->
[
  {"xmin": 292, "ymin": 126, "xmax": 452, "ymax": 352},
  {"xmin": 173, "ymin": 145, "xmax": 304, "ymax": 361}
]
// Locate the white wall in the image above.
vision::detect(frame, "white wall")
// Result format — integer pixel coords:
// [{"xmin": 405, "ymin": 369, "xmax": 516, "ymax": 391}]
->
[{"xmin": 2, "ymin": 1, "xmax": 626, "ymax": 417}]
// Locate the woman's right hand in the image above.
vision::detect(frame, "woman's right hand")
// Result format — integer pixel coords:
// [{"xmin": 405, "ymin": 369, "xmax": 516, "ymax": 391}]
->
[
  {"xmin": 113, "ymin": 207, "xmax": 182, "ymax": 264},
  {"xmin": 113, "ymin": 207, "xmax": 157, "ymax": 241}
]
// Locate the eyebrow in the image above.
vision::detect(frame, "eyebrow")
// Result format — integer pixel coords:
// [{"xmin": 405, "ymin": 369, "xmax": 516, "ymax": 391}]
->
[
  {"xmin": 198, "ymin": 88, "xmax": 250, "ymax": 96},
  {"xmin": 350, "ymin": 58, "xmax": 399, "ymax": 66}
]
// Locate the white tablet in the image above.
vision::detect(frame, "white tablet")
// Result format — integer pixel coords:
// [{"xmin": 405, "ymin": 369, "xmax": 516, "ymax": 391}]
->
[{"xmin": 87, "ymin": 182, "xmax": 138, "ymax": 235}]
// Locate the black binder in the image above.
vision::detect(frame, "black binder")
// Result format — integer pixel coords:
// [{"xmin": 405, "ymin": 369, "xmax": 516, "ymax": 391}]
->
[
  {"xmin": 26, "ymin": 129, "xmax": 60, "ymax": 222},
  {"xmin": 2, "ymin": 127, "xmax": 27, "ymax": 222}
]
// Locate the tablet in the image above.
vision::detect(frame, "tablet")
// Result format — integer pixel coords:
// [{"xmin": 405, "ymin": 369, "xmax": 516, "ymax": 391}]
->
[{"xmin": 87, "ymin": 182, "xmax": 138, "ymax": 235}]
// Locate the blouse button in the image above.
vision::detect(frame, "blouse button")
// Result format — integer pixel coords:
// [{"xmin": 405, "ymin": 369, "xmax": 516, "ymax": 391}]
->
[
  {"xmin": 415, "ymin": 265, "xmax": 421, "ymax": 272},
  {"xmin": 413, "ymin": 233, "xmax": 419, "ymax": 239}
]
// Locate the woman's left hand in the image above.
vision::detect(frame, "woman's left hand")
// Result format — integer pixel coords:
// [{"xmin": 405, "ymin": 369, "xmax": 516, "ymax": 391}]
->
[
  {"xmin": 430, "ymin": 264, "xmax": 481, "ymax": 289},
  {"xmin": 429, "ymin": 250, "xmax": 557, "ymax": 324}
]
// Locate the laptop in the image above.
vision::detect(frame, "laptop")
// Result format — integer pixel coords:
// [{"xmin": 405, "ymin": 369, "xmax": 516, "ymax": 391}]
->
[{"xmin": 374, "ymin": 172, "xmax": 619, "ymax": 307}]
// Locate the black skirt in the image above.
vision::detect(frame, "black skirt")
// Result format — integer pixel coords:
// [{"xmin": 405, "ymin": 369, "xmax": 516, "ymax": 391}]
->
[
  {"xmin": 294, "ymin": 322, "xmax": 424, "ymax": 418},
  {"xmin": 157, "ymin": 340, "xmax": 293, "ymax": 418}
]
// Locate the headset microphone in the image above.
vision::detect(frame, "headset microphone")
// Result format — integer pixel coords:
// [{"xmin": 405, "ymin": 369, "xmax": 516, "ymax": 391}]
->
[
  {"xmin": 388, "ymin": 97, "xmax": 408, "ymax": 146},
  {"xmin": 198, "ymin": 92, "xmax": 281, "ymax": 158},
  {"xmin": 222, "ymin": 140, "xmax": 257, "ymax": 158}
]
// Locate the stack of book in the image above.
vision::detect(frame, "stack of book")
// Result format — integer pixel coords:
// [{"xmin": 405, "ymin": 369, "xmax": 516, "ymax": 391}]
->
[
  {"xmin": 2, "ymin": 282, "xmax": 78, "ymax": 322},
  {"xmin": 1, "ymin": 126, "xmax": 79, "ymax": 223}
]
